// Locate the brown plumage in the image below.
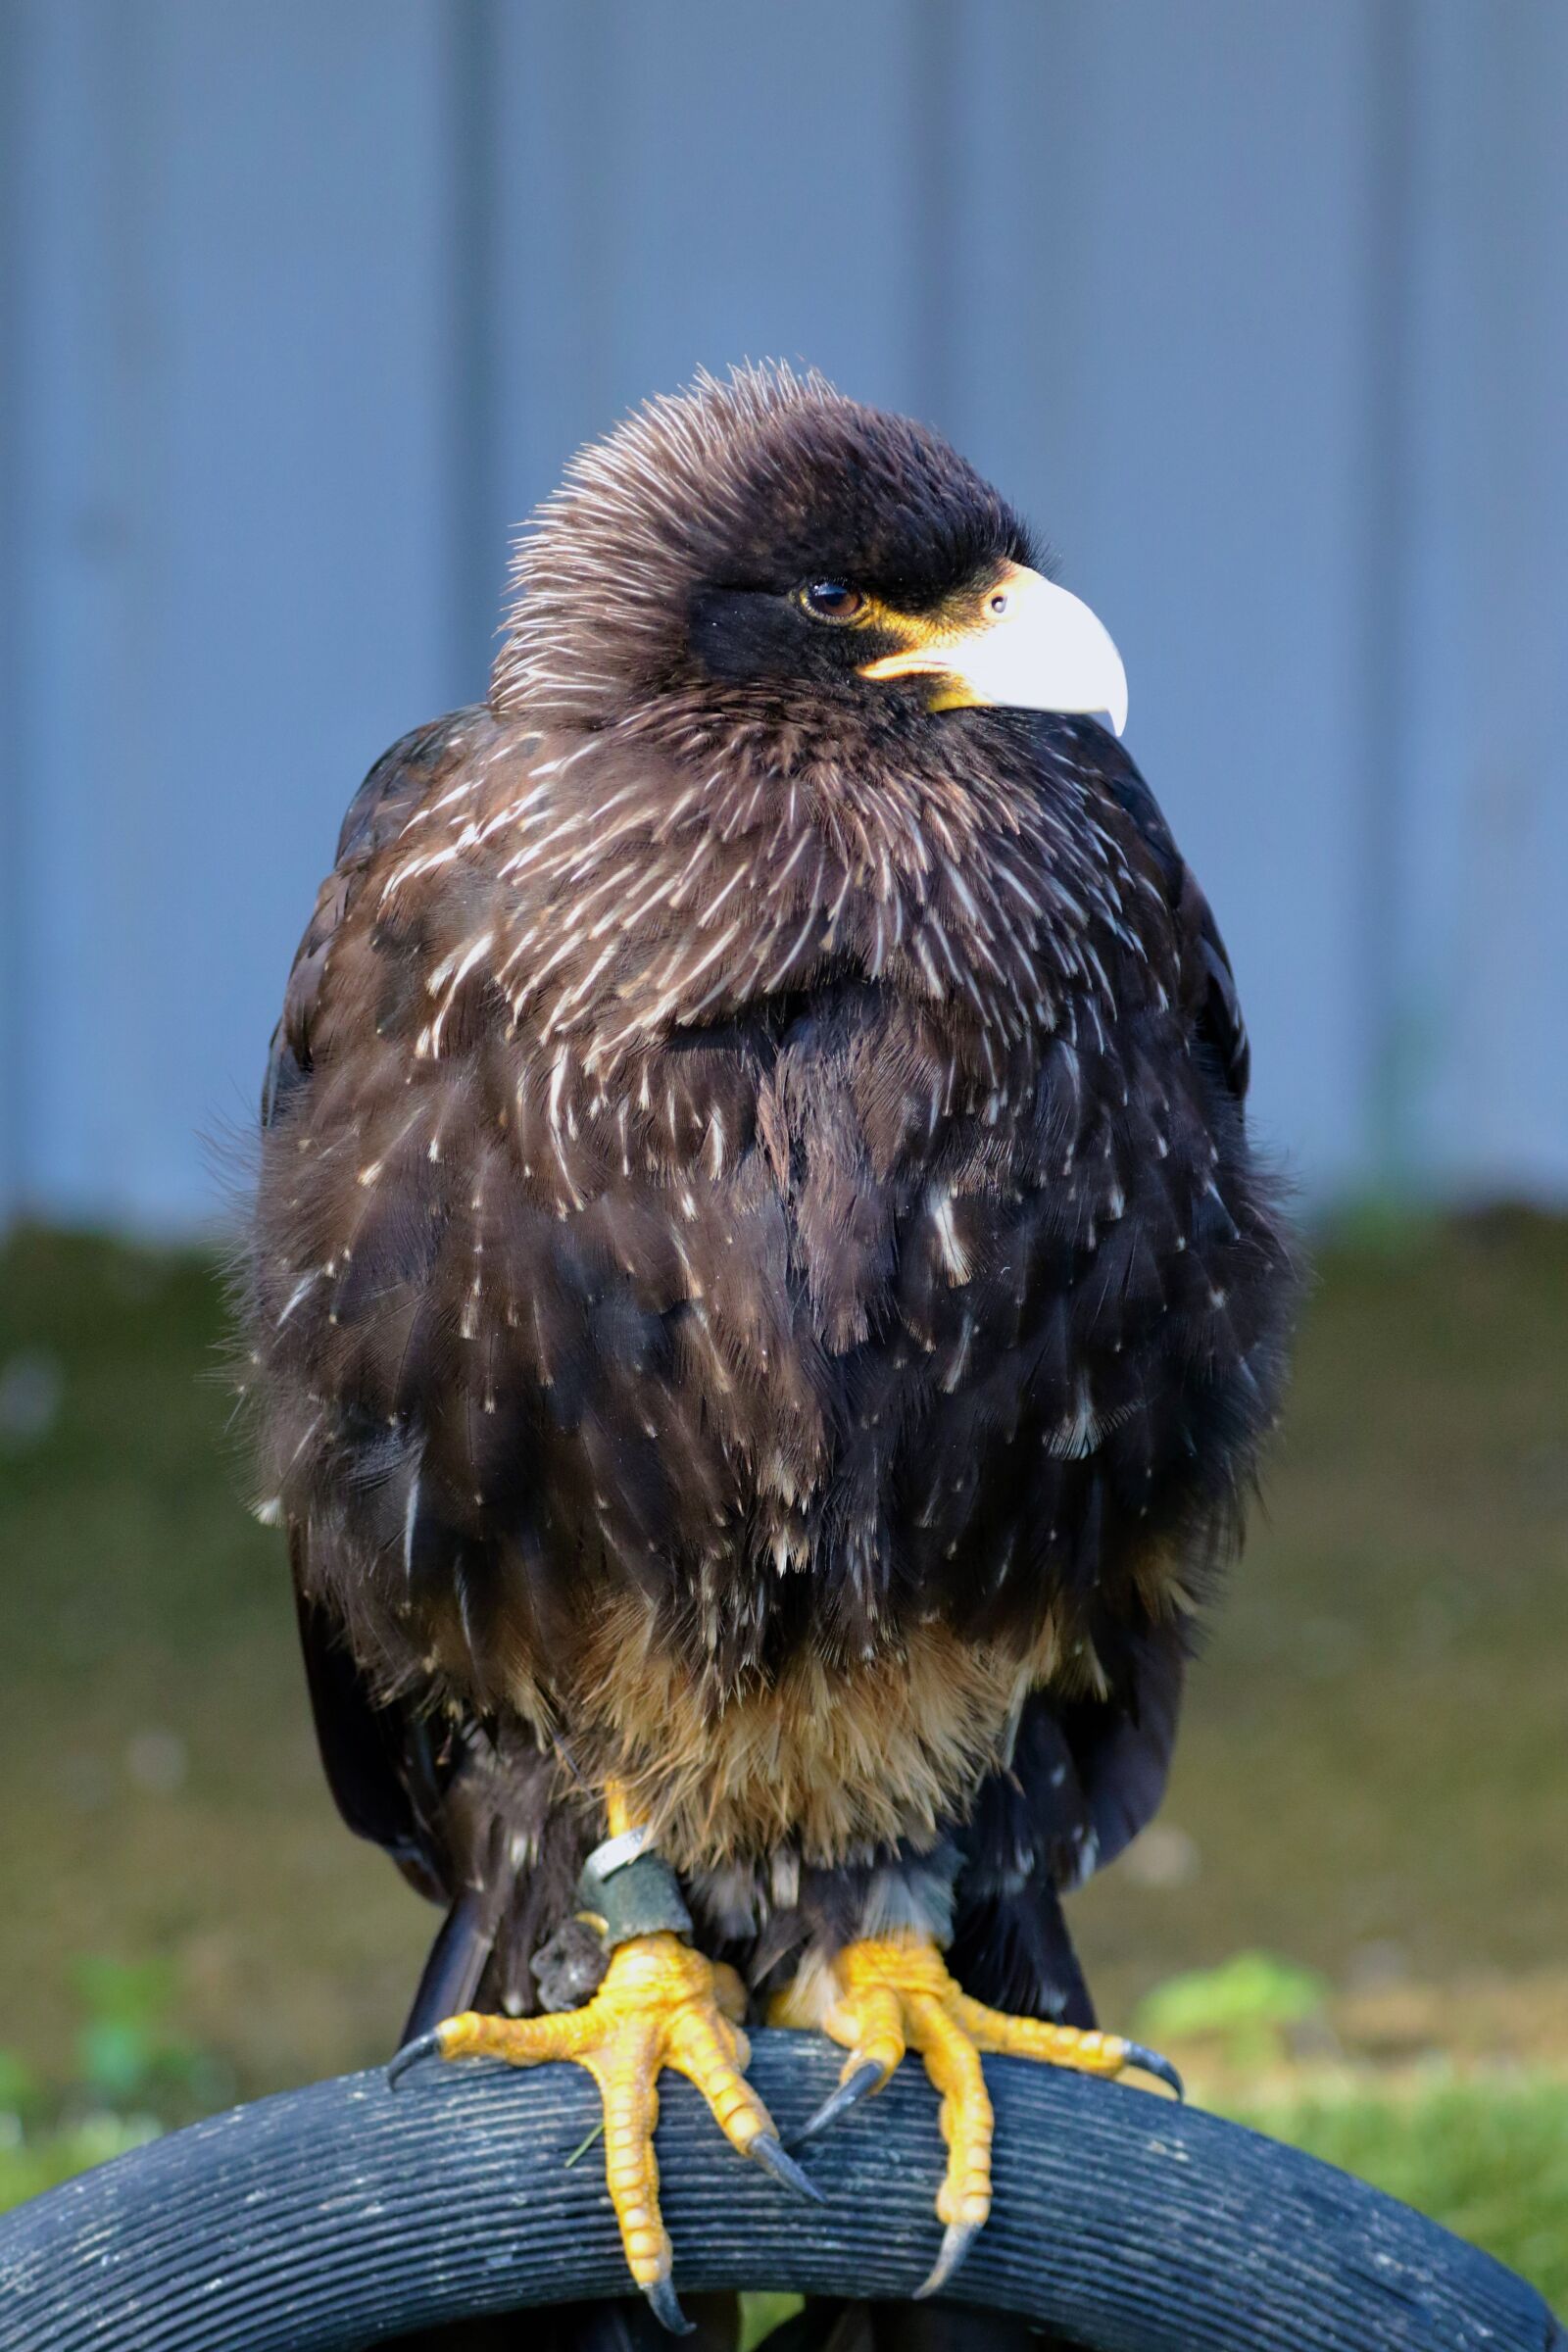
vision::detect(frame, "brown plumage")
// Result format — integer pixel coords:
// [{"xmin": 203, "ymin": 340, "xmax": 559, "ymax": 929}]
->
[{"xmin": 244, "ymin": 364, "xmax": 1295, "ymax": 2180}]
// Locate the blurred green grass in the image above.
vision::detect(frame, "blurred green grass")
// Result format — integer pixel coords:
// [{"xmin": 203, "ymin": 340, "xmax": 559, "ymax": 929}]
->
[
  {"xmin": 1223, "ymin": 2076, "xmax": 1568, "ymax": 2310},
  {"xmin": 0, "ymin": 1213, "xmax": 1565, "ymax": 2301}
]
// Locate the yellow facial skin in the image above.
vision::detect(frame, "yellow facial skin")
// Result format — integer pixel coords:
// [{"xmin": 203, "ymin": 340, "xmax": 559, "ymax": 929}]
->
[{"xmin": 854, "ymin": 560, "xmax": 1129, "ymax": 733}]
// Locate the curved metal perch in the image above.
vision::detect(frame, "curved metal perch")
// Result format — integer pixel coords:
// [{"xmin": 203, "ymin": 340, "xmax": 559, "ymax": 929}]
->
[{"xmin": 1, "ymin": 2031, "xmax": 1561, "ymax": 2351}]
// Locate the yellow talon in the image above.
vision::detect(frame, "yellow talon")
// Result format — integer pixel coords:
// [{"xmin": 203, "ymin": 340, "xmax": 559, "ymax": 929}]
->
[
  {"xmin": 793, "ymin": 1932, "xmax": 1179, "ymax": 2294},
  {"xmin": 426, "ymin": 1932, "xmax": 807, "ymax": 2303}
]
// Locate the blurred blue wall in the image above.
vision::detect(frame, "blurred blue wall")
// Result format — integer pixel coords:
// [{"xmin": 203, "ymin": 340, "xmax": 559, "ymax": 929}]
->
[{"xmin": 3, "ymin": 1, "xmax": 1566, "ymax": 1231}]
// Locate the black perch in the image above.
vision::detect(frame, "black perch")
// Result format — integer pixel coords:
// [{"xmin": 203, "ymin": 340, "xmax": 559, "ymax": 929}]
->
[{"xmin": 1, "ymin": 2041, "xmax": 1560, "ymax": 2352}]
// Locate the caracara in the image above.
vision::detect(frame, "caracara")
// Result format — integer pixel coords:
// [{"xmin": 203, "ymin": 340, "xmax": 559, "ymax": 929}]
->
[{"xmin": 245, "ymin": 364, "xmax": 1296, "ymax": 2346}]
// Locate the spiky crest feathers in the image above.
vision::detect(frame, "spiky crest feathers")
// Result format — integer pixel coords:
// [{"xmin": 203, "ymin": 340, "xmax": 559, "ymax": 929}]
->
[{"xmin": 492, "ymin": 363, "xmax": 1027, "ymax": 728}]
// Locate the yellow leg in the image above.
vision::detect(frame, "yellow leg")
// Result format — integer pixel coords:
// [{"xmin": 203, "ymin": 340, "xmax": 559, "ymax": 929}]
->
[
  {"xmin": 777, "ymin": 1932, "xmax": 1180, "ymax": 2297},
  {"xmin": 603, "ymin": 1777, "xmax": 640, "ymax": 1839},
  {"xmin": 392, "ymin": 1786, "xmax": 815, "ymax": 2332}
]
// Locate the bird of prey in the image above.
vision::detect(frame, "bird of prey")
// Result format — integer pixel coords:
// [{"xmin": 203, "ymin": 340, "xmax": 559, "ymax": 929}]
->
[{"xmin": 245, "ymin": 364, "xmax": 1296, "ymax": 2343}]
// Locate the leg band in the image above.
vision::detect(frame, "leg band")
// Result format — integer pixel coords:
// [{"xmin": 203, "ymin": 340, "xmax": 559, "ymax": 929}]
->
[{"xmin": 578, "ymin": 1837, "xmax": 693, "ymax": 1950}]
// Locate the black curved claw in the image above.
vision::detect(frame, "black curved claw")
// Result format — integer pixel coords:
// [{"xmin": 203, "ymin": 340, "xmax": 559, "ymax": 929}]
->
[
  {"xmin": 643, "ymin": 2276, "xmax": 695, "ymax": 2335},
  {"xmin": 750, "ymin": 2131, "xmax": 825, "ymax": 2203},
  {"xmin": 1121, "ymin": 2040, "xmax": 1184, "ymax": 2100},
  {"xmin": 916, "ymin": 2220, "xmax": 979, "ymax": 2300},
  {"xmin": 386, "ymin": 2031, "xmax": 444, "ymax": 2091},
  {"xmin": 791, "ymin": 2056, "xmax": 885, "ymax": 2147}
]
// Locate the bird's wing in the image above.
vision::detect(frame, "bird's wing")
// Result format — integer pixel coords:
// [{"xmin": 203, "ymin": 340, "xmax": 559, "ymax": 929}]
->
[
  {"xmin": 257, "ymin": 707, "xmax": 611, "ymax": 2034},
  {"xmin": 1089, "ymin": 726, "xmax": 1252, "ymax": 1101},
  {"xmin": 289, "ymin": 1535, "xmax": 451, "ymax": 1895},
  {"xmin": 264, "ymin": 710, "xmax": 522, "ymax": 2016},
  {"xmin": 950, "ymin": 1618, "xmax": 1184, "ymax": 2026},
  {"xmin": 263, "ymin": 710, "xmax": 490, "ymax": 1126},
  {"xmin": 941, "ymin": 725, "xmax": 1274, "ymax": 2025}
]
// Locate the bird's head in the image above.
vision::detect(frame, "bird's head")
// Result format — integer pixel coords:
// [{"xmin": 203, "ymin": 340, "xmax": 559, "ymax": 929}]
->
[{"xmin": 493, "ymin": 364, "xmax": 1126, "ymax": 753}]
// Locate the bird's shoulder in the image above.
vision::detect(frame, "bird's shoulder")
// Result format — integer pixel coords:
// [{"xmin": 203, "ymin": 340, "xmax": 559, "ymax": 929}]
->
[
  {"xmin": 1052, "ymin": 719, "xmax": 1251, "ymax": 1102},
  {"xmin": 263, "ymin": 704, "xmax": 534, "ymax": 1123}
]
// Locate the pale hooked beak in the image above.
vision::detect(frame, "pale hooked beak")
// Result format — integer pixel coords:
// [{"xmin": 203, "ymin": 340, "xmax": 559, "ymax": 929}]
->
[{"xmin": 858, "ymin": 562, "xmax": 1128, "ymax": 736}]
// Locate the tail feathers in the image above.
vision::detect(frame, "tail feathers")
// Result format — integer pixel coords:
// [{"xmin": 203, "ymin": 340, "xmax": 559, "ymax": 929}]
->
[
  {"xmin": 402, "ymin": 1879, "xmax": 504, "ymax": 2044},
  {"xmin": 945, "ymin": 1874, "xmax": 1095, "ymax": 2033},
  {"xmin": 757, "ymin": 2308, "xmax": 859, "ymax": 2352},
  {"xmin": 763, "ymin": 2305, "xmax": 1056, "ymax": 2349},
  {"xmin": 386, "ymin": 2294, "xmax": 737, "ymax": 2349},
  {"xmin": 535, "ymin": 2297, "xmax": 738, "ymax": 2350}
]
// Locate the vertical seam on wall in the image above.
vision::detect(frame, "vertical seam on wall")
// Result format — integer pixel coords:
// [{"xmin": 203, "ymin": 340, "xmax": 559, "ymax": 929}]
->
[
  {"xmin": 447, "ymin": 0, "xmax": 501, "ymax": 702},
  {"xmin": 908, "ymin": 0, "xmax": 957, "ymax": 433},
  {"xmin": 1362, "ymin": 0, "xmax": 1416, "ymax": 1191},
  {"xmin": 0, "ymin": 4, "xmax": 26, "ymax": 1221}
]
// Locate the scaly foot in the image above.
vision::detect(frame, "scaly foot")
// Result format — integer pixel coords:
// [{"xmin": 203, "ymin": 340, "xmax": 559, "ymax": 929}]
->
[
  {"xmin": 391, "ymin": 1931, "xmax": 818, "ymax": 2332},
  {"xmin": 777, "ymin": 1932, "xmax": 1181, "ymax": 2297}
]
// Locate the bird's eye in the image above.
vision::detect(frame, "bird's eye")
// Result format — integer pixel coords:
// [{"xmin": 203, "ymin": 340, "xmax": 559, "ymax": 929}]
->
[{"xmin": 801, "ymin": 581, "xmax": 866, "ymax": 622}]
